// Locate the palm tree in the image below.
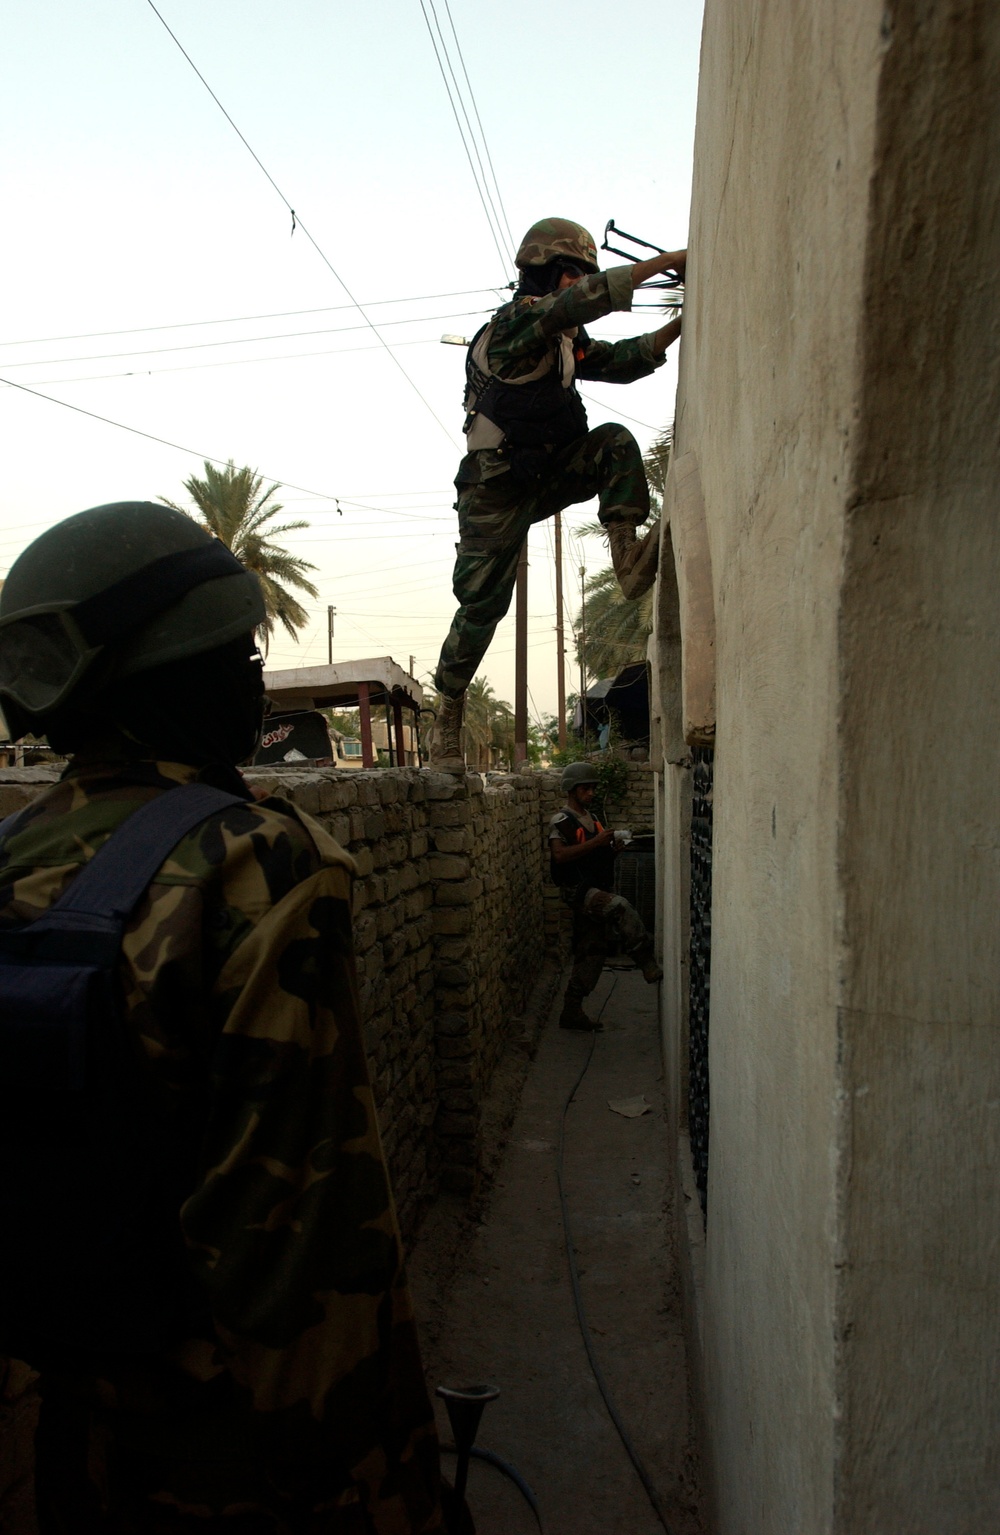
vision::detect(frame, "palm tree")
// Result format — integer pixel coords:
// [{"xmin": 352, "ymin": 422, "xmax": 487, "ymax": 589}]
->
[
  {"xmin": 574, "ymin": 424, "xmax": 672, "ymax": 679},
  {"xmin": 163, "ymin": 460, "xmax": 318, "ymax": 645},
  {"xmin": 575, "ymin": 558, "xmax": 656, "ymax": 678}
]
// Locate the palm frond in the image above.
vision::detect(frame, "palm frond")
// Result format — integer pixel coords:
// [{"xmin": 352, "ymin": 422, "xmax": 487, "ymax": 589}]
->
[{"xmin": 162, "ymin": 459, "xmax": 319, "ymax": 646}]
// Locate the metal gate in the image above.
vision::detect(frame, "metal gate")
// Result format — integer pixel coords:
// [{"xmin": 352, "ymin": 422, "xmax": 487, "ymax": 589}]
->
[{"xmin": 689, "ymin": 747, "xmax": 714, "ymax": 1216}]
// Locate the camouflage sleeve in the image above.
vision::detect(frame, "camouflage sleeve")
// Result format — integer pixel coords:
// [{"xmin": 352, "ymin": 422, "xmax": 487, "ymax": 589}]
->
[
  {"xmin": 180, "ymin": 857, "xmax": 443, "ymax": 1529},
  {"xmin": 574, "ymin": 330, "xmax": 665, "ymax": 385},
  {"xmin": 489, "ymin": 264, "xmax": 635, "ymax": 370}
]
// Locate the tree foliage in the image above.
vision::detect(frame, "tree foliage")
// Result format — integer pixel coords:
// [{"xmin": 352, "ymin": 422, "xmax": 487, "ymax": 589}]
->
[
  {"xmin": 574, "ymin": 425, "xmax": 672, "ymax": 680},
  {"xmin": 428, "ymin": 677, "xmax": 550, "ymax": 768},
  {"xmin": 163, "ymin": 460, "xmax": 319, "ymax": 645}
]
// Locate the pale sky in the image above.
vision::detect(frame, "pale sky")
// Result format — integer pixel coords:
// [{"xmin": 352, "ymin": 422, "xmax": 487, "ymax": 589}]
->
[{"xmin": 1, "ymin": 0, "xmax": 704, "ymax": 723}]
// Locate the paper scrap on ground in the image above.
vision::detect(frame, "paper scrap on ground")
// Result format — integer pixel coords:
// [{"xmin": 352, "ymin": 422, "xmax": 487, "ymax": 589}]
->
[{"xmin": 607, "ymin": 1096, "xmax": 652, "ymax": 1118}]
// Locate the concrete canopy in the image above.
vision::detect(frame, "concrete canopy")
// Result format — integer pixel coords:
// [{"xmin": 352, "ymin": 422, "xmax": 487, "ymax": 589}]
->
[{"xmin": 262, "ymin": 658, "xmax": 423, "ymax": 768}]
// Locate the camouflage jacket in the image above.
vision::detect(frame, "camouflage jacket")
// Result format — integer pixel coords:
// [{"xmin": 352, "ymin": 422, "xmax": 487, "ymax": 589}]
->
[
  {"xmin": 0, "ymin": 756, "xmax": 442, "ymax": 1532},
  {"xmin": 457, "ymin": 265, "xmax": 664, "ymax": 484}
]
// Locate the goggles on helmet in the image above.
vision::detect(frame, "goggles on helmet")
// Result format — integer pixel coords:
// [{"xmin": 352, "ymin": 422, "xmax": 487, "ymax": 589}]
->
[{"xmin": 0, "ymin": 540, "xmax": 246, "ymax": 719}]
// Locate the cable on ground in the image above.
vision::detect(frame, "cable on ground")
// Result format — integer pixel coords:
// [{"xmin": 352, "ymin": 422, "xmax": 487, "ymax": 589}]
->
[
  {"xmin": 440, "ymin": 1444, "xmax": 546, "ymax": 1534},
  {"xmin": 555, "ymin": 975, "xmax": 678, "ymax": 1535}
]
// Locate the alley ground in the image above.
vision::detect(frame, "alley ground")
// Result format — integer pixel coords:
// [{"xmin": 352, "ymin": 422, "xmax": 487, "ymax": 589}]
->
[{"xmin": 410, "ymin": 966, "xmax": 706, "ymax": 1535}]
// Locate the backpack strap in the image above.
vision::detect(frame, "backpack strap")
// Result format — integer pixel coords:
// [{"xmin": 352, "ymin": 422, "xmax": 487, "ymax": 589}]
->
[
  {"xmin": 0, "ymin": 810, "xmax": 24, "ymax": 847},
  {"xmin": 31, "ymin": 783, "xmax": 247, "ymax": 929}
]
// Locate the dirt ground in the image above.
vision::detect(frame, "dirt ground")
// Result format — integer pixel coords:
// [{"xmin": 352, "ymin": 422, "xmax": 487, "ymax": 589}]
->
[{"xmin": 409, "ymin": 964, "xmax": 706, "ymax": 1535}]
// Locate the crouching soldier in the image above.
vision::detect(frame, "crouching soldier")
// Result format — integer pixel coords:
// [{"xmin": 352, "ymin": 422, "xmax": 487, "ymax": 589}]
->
[
  {"xmin": 549, "ymin": 762, "xmax": 661, "ymax": 1030},
  {"xmin": 0, "ymin": 503, "xmax": 451, "ymax": 1533}
]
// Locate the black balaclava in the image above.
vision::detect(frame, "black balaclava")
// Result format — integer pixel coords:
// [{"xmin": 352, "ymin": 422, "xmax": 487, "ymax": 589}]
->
[
  {"xmin": 46, "ymin": 633, "xmax": 266, "ymax": 768},
  {"xmin": 515, "ymin": 258, "xmax": 591, "ymax": 298}
]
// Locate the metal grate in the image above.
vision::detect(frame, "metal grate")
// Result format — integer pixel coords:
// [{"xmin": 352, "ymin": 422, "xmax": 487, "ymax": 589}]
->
[
  {"xmin": 689, "ymin": 747, "xmax": 714, "ymax": 1217},
  {"xmin": 614, "ymin": 835, "xmax": 656, "ymax": 934}
]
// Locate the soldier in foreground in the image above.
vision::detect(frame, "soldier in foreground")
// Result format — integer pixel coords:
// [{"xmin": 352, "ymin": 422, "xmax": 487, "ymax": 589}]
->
[
  {"xmin": 429, "ymin": 217, "xmax": 685, "ymax": 770},
  {"xmin": 0, "ymin": 503, "xmax": 450, "ymax": 1533},
  {"xmin": 549, "ymin": 762, "xmax": 661, "ymax": 1030}
]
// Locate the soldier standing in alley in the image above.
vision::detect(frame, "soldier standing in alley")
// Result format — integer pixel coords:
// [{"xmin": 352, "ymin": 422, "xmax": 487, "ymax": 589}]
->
[
  {"xmin": 0, "ymin": 502, "xmax": 450, "ymax": 1533},
  {"xmin": 549, "ymin": 762, "xmax": 661, "ymax": 1030},
  {"xmin": 429, "ymin": 217, "xmax": 685, "ymax": 770}
]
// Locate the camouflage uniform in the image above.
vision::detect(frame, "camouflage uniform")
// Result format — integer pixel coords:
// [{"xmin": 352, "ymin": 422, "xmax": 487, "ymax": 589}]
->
[
  {"xmin": 548, "ymin": 806, "xmax": 655, "ymax": 1006},
  {"xmin": 435, "ymin": 267, "xmax": 664, "ymax": 700},
  {"xmin": 0, "ymin": 756, "xmax": 443, "ymax": 1534}
]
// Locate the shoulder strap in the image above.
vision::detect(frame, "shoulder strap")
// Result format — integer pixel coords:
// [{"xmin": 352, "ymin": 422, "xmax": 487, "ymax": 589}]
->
[
  {"xmin": 33, "ymin": 783, "xmax": 246, "ymax": 926},
  {"xmin": 0, "ymin": 808, "xmax": 28, "ymax": 843}
]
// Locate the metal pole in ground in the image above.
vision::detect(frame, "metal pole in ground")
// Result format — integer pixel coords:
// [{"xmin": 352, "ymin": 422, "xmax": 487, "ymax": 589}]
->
[
  {"xmin": 579, "ymin": 564, "xmax": 587, "ymax": 746},
  {"xmin": 555, "ymin": 512, "xmax": 567, "ymax": 750},
  {"xmin": 515, "ymin": 537, "xmax": 528, "ymax": 764}
]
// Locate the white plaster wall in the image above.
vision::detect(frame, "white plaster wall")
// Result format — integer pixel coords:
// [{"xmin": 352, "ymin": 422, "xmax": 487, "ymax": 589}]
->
[
  {"xmin": 671, "ymin": 0, "xmax": 1000, "ymax": 1528},
  {"xmin": 672, "ymin": 2, "xmax": 882, "ymax": 1528},
  {"xmin": 837, "ymin": 3, "xmax": 1000, "ymax": 1526}
]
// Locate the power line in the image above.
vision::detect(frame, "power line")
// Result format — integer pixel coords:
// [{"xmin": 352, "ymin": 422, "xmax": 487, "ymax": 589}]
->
[
  {"xmin": 19, "ymin": 335, "xmax": 443, "ymax": 389},
  {"xmin": 0, "ymin": 374, "xmax": 442, "ymax": 513},
  {"xmin": 440, "ymin": 0, "xmax": 516, "ymax": 255},
  {"xmin": 3, "ymin": 308, "xmax": 493, "ymax": 373},
  {"xmin": 0, "ymin": 287, "xmax": 505, "ymax": 349},
  {"xmin": 416, "ymin": 0, "xmax": 513, "ymax": 272},
  {"xmin": 579, "ymin": 391, "xmax": 663, "ymax": 434},
  {"xmin": 143, "ymin": 0, "xmax": 458, "ymax": 447}
]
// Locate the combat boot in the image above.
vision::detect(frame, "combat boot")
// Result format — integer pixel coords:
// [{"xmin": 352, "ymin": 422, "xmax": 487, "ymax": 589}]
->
[
  {"xmin": 559, "ymin": 996, "xmax": 601, "ymax": 1031},
  {"xmin": 630, "ymin": 944, "xmax": 663, "ymax": 984},
  {"xmin": 607, "ymin": 518, "xmax": 660, "ymax": 600},
  {"xmin": 428, "ymin": 693, "xmax": 466, "ymax": 773}
]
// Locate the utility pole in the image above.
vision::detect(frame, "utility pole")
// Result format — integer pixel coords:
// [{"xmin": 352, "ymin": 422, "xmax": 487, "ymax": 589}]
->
[
  {"xmin": 514, "ymin": 538, "xmax": 528, "ymax": 764},
  {"xmin": 579, "ymin": 564, "xmax": 587, "ymax": 746},
  {"xmin": 554, "ymin": 512, "xmax": 567, "ymax": 749},
  {"xmin": 327, "ymin": 605, "xmax": 336, "ymax": 664}
]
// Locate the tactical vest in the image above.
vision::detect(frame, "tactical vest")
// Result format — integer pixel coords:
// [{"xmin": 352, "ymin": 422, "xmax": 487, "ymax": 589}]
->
[
  {"xmin": 463, "ymin": 307, "xmax": 589, "ymax": 480},
  {"xmin": 549, "ymin": 808, "xmax": 615, "ymax": 898}
]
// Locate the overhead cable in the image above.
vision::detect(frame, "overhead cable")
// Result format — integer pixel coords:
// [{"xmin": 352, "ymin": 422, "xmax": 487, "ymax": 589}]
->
[
  {"xmin": 21, "ymin": 335, "xmax": 442, "ymax": 390},
  {"xmin": 440, "ymin": 0, "xmax": 516, "ymax": 254},
  {"xmin": 143, "ymin": 0, "xmax": 458, "ymax": 446},
  {"xmin": 4, "ymin": 309, "xmax": 493, "ymax": 373},
  {"xmin": 0, "ymin": 375, "xmax": 434, "ymax": 516},
  {"xmin": 1, "ymin": 288, "xmax": 505, "ymax": 349},
  {"xmin": 417, "ymin": 0, "xmax": 514, "ymax": 270}
]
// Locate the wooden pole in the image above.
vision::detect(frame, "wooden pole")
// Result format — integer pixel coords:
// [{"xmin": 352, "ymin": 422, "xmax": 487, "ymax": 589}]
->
[
  {"xmin": 554, "ymin": 512, "xmax": 567, "ymax": 750},
  {"xmin": 579, "ymin": 564, "xmax": 587, "ymax": 745},
  {"xmin": 393, "ymin": 698, "xmax": 406, "ymax": 766},
  {"xmin": 358, "ymin": 681, "xmax": 375, "ymax": 768},
  {"xmin": 514, "ymin": 537, "xmax": 528, "ymax": 764}
]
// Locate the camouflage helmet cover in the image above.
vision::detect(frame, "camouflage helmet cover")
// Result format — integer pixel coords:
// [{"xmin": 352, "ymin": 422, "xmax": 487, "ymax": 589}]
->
[
  {"xmin": 516, "ymin": 218, "xmax": 599, "ymax": 273},
  {"xmin": 561, "ymin": 760, "xmax": 601, "ymax": 792},
  {"xmin": 0, "ymin": 501, "xmax": 265, "ymax": 730}
]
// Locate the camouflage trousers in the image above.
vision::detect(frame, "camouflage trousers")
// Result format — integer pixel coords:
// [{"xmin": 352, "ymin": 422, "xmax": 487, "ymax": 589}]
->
[
  {"xmin": 566, "ymin": 888, "xmax": 654, "ymax": 1001},
  {"xmin": 434, "ymin": 424, "xmax": 649, "ymax": 699}
]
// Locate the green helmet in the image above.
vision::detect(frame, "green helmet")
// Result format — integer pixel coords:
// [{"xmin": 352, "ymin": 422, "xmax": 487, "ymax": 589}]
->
[
  {"xmin": 0, "ymin": 501, "xmax": 265, "ymax": 737},
  {"xmin": 561, "ymin": 761, "xmax": 600, "ymax": 792},
  {"xmin": 516, "ymin": 218, "xmax": 599, "ymax": 273}
]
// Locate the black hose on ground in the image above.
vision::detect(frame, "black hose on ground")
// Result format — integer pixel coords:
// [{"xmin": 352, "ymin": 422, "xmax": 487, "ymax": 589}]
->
[
  {"xmin": 555, "ymin": 976, "xmax": 678, "ymax": 1535},
  {"xmin": 441, "ymin": 1444, "xmax": 546, "ymax": 1533}
]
